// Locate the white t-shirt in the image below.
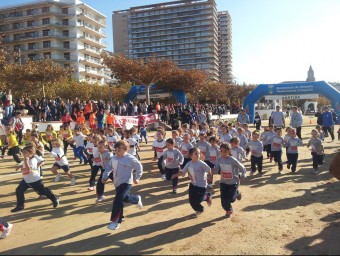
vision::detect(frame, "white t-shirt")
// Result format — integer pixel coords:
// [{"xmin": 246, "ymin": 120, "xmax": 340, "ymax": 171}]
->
[
  {"xmin": 21, "ymin": 157, "xmax": 41, "ymax": 183},
  {"xmin": 152, "ymin": 139, "xmax": 166, "ymax": 158},
  {"xmin": 50, "ymin": 147, "xmax": 69, "ymax": 166},
  {"xmin": 73, "ymin": 133, "xmax": 86, "ymax": 147}
]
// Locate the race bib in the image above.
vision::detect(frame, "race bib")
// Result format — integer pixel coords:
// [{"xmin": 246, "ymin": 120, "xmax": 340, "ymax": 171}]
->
[
  {"xmin": 209, "ymin": 150, "xmax": 217, "ymax": 162},
  {"xmin": 47, "ymin": 134, "xmax": 52, "ymax": 140},
  {"xmin": 188, "ymin": 167, "xmax": 196, "ymax": 184},
  {"xmin": 290, "ymin": 141, "xmax": 298, "ymax": 151},
  {"xmin": 21, "ymin": 167, "xmax": 30, "ymax": 175},
  {"xmin": 273, "ymin": 138, "xmax": 281, "ymax": 148},
  {"xmin": 88, "ymin": 148, "xmax": 93, "ymax": 153},
  {"xmin": 55, "ymin": 157, "xmax": 61, "ymax": 161},
  {"xmin": 198, "ymin": 146, "xmax": 206, "ymax": 159},
  {"xmin": 220, "ymin": 164, "xmax": 233, "ymax": 180},
  {"xmin": 181, "ymin": 145, "xmax": 188, "ymax": 155},
  {"xmin": 63, "ymin": 132, "xmax": 70, "ymax": 138},
  {"xmin": 94, "ymin": 157, "xmax": 101, "ymax": 163},
  {"xmin": 108, "ymin": 141, "xmax": 115, "ymax": 147},
  {"xmin": 156, "ymin": 147, "xmax": 163, "ymax": 153},
  {"xmin": 166, "ymin": 152, "xmax": 174, "ymax": 163}
]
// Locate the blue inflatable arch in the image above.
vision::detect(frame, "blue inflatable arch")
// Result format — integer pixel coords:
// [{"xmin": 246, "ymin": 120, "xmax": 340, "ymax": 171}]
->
[
  {"xmin": 124, "ymin": 85, "xmax": 187, "ymax": 105},
  {"xmin": 244, "ymin": 81, "xmax": 340, "ymax": 123}
]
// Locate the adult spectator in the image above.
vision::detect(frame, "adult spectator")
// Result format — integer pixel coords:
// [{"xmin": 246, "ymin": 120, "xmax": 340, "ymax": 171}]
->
[
  {"xmin": 237, "ymin": 109, "xmax": 250, "ymax": 125},
  {"xmin": 0, "ymin": 102, "xmax": 5, "ymax": 125},
  {"xmin": 9, "ymin": 112, "xmax": 24, "ymax": 145},
  {"xmin": 271, "ymin": 106, "xmax": 285, "ymax": 128},
  {"xmin": 290, "ymin": 106, "xmax": 303, "ymax": 140},
  {"xmin": 180, "ymin": 109, "xmax": 193, "ymax": 126},
  {"xmin": 141, "ymin": 102, "xmax": 148, "ymax": 114},
  {"xmin": 4, "ymin": 89, "xmax": 13, "ymax": 120},
  {"xmin": 315, "ymin": 109, "xmax": 323, "ymax": 126},
  {"xmin": 197, "ymin": 109, "xmax": 206, "ymax": 126},
  {"xmin": 322, "ymin": 106, "xmax": 335, "ymax": 141}
]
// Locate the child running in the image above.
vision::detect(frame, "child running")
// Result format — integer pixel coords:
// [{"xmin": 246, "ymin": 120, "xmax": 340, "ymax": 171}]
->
[
  {"xmin": 214, "ymin": 142, "xmax": 246, "ymax": 218},
  {"xmin": 307, "ymin": 129, "xmax": 324, "ymax": 175},
  {"xmin": 270, "ymin": 127, "xmax": 285, "ymax": 173},
  {"xmin": 162, "ymin": 138, "xmax": 184, "ymax": 194},
  {"xmin": 152, "ymin": 129, "xmax": 167, "ymax": 181},
  {"xmin": 205, "ymin": 136, "xmax": 221, "ymax": 188},
  {"xmin": 0, "ymin": 219, "xmax": 13, "ymax": 239},
  {"xmin": 12, "ymin": 145, "xmax": 59, "ymax": 212},
  {"xmin": 50, "ymin": 138, "xmax": 76, "ymax": 185},
  {"xmin": 88, "ymin": 134, "xmax": 103, "ymax": 191},
  {"xmin": 246, "ymin": 131, "xmax": 264, "ymax": 175},
  {"xmin": 286, "ymin": 129, "xmax": 303, "ymax": 173},
  {"xmin": 172, "ymin": 147, "xmax": 212, "ymax": 216},
  {"xmin": 102, "ymin": 140, "xmax": 143, "ymax": 230}
]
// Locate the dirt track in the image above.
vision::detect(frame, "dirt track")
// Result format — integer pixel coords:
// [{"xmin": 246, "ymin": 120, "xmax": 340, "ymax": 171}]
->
[{"xmin": 1, "ymin": 117, "xmax": 339, "ymax": 255}]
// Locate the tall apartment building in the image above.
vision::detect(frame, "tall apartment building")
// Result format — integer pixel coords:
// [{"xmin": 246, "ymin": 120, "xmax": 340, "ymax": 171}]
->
[
  {"xmin": 218, "ymin": 11, "xmax": 232, "ymax": 83},
  {"xmin": 0, "ymin": 0, "xmax": 110, "ymax": 84},
  {"xmin": 113, "ymin": 0, "xmax": 230, "ymax": 81}
]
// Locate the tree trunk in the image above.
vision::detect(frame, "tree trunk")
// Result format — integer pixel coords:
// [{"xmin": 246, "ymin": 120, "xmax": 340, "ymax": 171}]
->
[{"xmin": 146, "ymin": 83, "xmax": 151, "ymax": 105}]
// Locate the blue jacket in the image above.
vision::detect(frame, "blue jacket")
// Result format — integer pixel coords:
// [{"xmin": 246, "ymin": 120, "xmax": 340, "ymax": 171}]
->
[{"xmin": 322, "ymin": 111, "xmax": 334, "ymax": 127}]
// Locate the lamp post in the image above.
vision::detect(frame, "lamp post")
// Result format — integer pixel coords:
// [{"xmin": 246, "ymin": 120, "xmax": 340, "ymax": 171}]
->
[{"xmin": 197, "ymin": 89, "xmax": 202, "ymax": 106}]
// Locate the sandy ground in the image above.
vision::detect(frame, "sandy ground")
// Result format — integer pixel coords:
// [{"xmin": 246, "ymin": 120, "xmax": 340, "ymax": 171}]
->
[{"xmin": 0, "ymin": 117, "xmax": 339, "ymax": 255}]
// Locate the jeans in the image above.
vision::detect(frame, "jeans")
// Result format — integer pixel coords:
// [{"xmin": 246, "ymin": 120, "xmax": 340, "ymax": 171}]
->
[
  {"xmin": 73, "ymin": 146, "xmax": 87, "ymax": 163},
  {"xmin": 251, "ymin": 155, "xmax": 263, "ymax": 173},
  {"xmin": 15, "ymin": 179, "xmax": 57, "ymax": 207},
  {"xmin": 165, "ymin": 167, "xmax": 179, "ymax": 189},
  {"xmin": 140, "ymin": 130, "xmax": 148, "ymax": 143},
  {"xmin": 295, "ymin": 126, "xmax": 302, "ymax": 140},
  {"xmin": 220, "ymin": 183, "xmax": 239, "ymax": 212},
  {"xmin": 110, "ymin": 183, "xmax": 139, "ymax": 223},
  {"xmin": 323, "ymin": 126, "xmax": 335, "ymax": 140},
  {"xmin": 188, "ymin": 183, "xmax": 207, "ymax": 213},
  {"xmin": 271, "ymin": 150, "xmax": 283, "ymax": 170},
  {"xmin": 287, "ymin": 153, "xmax": 299, "ymax": 172},
  {"xmin": 5, "ymin": 105, "xmax": 13, "ymax": 119},
  {"xmin": 89, "ymin": 165, "xmax": 103, "ymax": 187}
]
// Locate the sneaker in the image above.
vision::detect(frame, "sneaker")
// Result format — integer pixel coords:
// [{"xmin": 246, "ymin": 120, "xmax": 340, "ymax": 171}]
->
[
  {"xmin": 11, "ymin": 206, "xmax": 24, "ymax": 213},
  {"xmin": 17, "ymin": 161, "xmax": 23, "ymax": 166},
  {"xmin": 96, "ymin": 195, "xmax": 106, "ymax": 203},
  {"xmin": 236, "ymin": 192, "xmax": 242, "ymax": 201},
  {"xmin": 226, "ymin": 211, "xmax": 233, "ymax": 218},
  {"xmin": 38, "ymin": 195, "xmax": 46, "ymax": 199},
  {"xmin": 207, "ymin": 183, "xmax": 213, "ymax": 189},
  {"xmin": 70, "ymin": 178, "xmax": 76, "ymax": 185},
  {"xmin": 87, "ymin": 187, "xmax": 94, "ymax": 191},
  {"xmin": 0, "ymin": 155, "xmax": 4, "ymax": 159},
  {"xmin": 54, "ymin": 173, "xmax": 61, "ymax": 182},
  {"xmin": 161, "ymin": 174, "xmax": 166, "ymax": 181},
  {"xmin": 79, "ymin": 160, "xmax": 83, "ymax": 164},
  {"xmin": 53, "ymin": 197, "xmax": 59, "ymax": 208},
  {"xmin": 40, "ymin": 176, "xmax": 43, "ymax": 179},
  {"xmin": 195, "ymin": 211, "xmax": 203, "ymax": 216},
  {"xmin": 137, "ymin": 195, "xmax": 143, "ymax": 209},
  {"xmin": 107, "ymin": 222, "xmax": 120, "ymax": 230},
  {"xmin": 0, "ymin": 223, "xmax": 13, "ymax": 239},
  {"xmin": 206, "ymin": 192, "xmax": 212, "ymax": 206},
  {"xmin": 313, "ymin": 169, "xmax": 319, "ymax": 175},
  {"xmin": 278, "ymin": 169, "xmax": 283, "ymax": 174},
  {"xmin": 172, "ymin": 189, "xmax": 177, "ymax": 194},
  {"xmin": 269, "ymin": 158, "xmax": 273, "ymax": 163}
]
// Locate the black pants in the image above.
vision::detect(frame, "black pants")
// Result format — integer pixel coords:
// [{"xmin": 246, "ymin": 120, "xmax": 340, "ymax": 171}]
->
[
  {"xmin": 8, "ymin": 146, "xmax": 21, "ymax": 163},
  {"xmin": 323, "ymin": 126, "xmax": 335, "ymax": 140},
  {"xmin": 251, "ymin": 155, "xmax": 263, "ymax": 173},
  {"xmin": 296, "ymin": 126, "xmax": 302, "ymax": 140},
  {"xmin": 97, "ymin": 170, "xmax": 113, "ymax": 197},
  {"xmin": 89, "ymin": 165, "xmax": 104, "ymax": 187},
  {"xmin": 165, "ymin": 167, "xmax": 179, "ymax": 189},
  {"xmin": 220, "ymin": 183, "xmax": 238, "ymax": 212},
  {"xmin": 16, "ymin": 129, "xmax": 23, "ymax": 145},
  {"xmin": 63, "ymin": 139, "xmax": 74, "ymax": 155},
  {"xmin": 110, "ymin": 183, "xmax": 139, "ymax": 223},
  {"xmin": 255, "ymin": 124, "xmax": 261, "ymax": 130},
  {"xmin": 312, "ymin": 152, "xmax": 324, "ymax": 170},
  {"xmin": 157, "ymin": 156, "xmax": 164, "ymax": 174},
  {"xmin": 265, "ymin": 144, "xmax": 271, "ymax": 158},
  {"xmin": 188, "ymin": 183, "xmax": 207, "ymax": 213},
  {"xmin": 271, "ymin": 150, "xmax": 283, "ymax": 170},
  {"xmin": 287, "ymin": 153, "xmax": 298, "ymax": 172},
  {"xmin": 15, "ymin": 179, "xmax": 57, "ymax": 207}
]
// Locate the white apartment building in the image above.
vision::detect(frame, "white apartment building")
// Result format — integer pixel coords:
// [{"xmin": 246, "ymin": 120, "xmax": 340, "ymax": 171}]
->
[{"xmin": 0, "ymin": 0, "xmax": 109, "ymax": 84}]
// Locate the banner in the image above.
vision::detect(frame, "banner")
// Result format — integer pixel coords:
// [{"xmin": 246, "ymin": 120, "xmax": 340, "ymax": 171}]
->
[
  {"xmin": 114, "ymin": 113, "xmax": 158, "ymax": 129},
  {"xmin": 265, "ymin": 94, "xmax": 319, "ymax": 100}
]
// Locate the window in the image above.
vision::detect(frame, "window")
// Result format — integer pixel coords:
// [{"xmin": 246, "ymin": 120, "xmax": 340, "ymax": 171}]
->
[
  {"xmin": 27, "ymin": 20, "xmax": 34, "ymax": 27},
  {"xmin": 43, "ymin": 52, "xmax": 51, "ymax": 59},
  {"xmin": 43, "ymin": 29, "xmax": 51, "ymax": 36},
  {"xmin": 64, "ymin": 52, "xmax": 70, "ymax": 60},
  {"xmin": 62, "ymin": 8, "xmax": 68, "ymax": 14},
  {"xmin": 42, "ymin": 18, "xmax": 50, "ymax": 25},
  {"xmin": 27, "ymin": 9, "xmax": 34, "ymax": 15},
  {"xmin": 12, "ymin": 23, "xmax": 19, "ymax": 29},
  {"xmin": 43, "ymin": 41, "xmax": 50, "ymax": 48},
  {"xmin": 28, "ymin": 43, "xmax": 36, "ymax": 50},
  {"xmin": 0, "ymin": 25, "xmax": 5, "ymax": 32},
  {"xmin": 62, "ymin": 30, "xmax": 69, "ymax": 37},
  {"xmin": 14, "ymin": 45, "xmax": 21, "ymax": 51},
  {"xmin": 28, "ymin": 54, "xmax": 36, "ymax": 60},
  {"xmin": 14, "ymin": 34, "xmax": 20, "ymax": 40},
  {"xmin": 63, "ymin": 41, "xmax": 70, "ymax": 49},
  {"xmin": 42, "ymin": 7, "xmax": 49, "ymax": 13},
  {"xmin": 62, "ymin": 19, "xmax": 68, "ymax": 26}
]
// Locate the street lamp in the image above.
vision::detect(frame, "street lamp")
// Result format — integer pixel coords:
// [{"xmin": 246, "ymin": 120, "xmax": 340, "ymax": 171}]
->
[{"xmin": 197, "ymin": 89, "xmax": 202, "ymax": 105}]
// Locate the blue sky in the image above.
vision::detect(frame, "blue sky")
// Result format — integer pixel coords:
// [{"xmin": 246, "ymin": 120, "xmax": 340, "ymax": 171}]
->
[{"xmin": 2, "ymin": 0, "xmax": 340, "ymax": 84}]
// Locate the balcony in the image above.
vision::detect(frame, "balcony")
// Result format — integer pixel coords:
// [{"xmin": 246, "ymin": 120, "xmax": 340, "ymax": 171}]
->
[
  {"xmin": 77, "ymin": 13, "xmax": 106, "ymax": 28},
  {"xmin": 77, "ymin": 23, "xmax": 106, "ymax": 38},
  {"xmin": 79, "ymin": 57, "xmax": 103, "ymax": 68},
  {"xmin": 78, "ymin": 47, "xmax": 101, "ymax": 57},
  {"xmin": 79, "ymin": 69, "xmax": 105, "ymax": 78},
  {"xmin": 0, "ymin": 11, "xmax": 76, "ymax": 22},
  {"xmin": 4, "ymin": 21, "xmax": 76, "ymax": 32},
  {"xmin": 78, "ymin": 35, "xmax": 107, "ymax": 48}
]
